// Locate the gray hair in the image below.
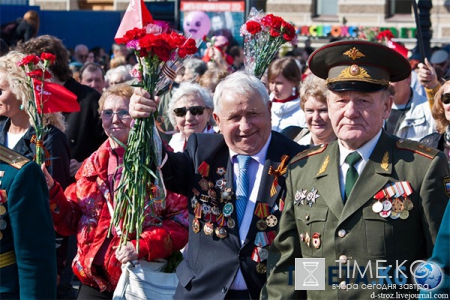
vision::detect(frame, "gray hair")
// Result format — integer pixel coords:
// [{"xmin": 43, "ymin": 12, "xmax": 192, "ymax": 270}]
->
[
  {"xmin": 184, "ymin": 58, "xmax": 207, "ymax": 79},
  {"xmin": 168, "ymin": 82, "xmax": 214, "ymax": 127},
  {"xmin": 213, "ymin": 71, "xmax": 270, "ymax": 113}
]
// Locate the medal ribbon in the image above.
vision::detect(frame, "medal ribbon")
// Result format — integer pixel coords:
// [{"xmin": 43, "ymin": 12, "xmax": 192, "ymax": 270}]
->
[
  {"xmin": 254, "ymin": 203, "xmax": 270, "ymax": 219},
  {"xmin": 266, "ymin": 231, "xmax": 277, "ymax": 245},
  {"xmin": 401, "ymin": 181, "xmax": 412, "ymax": 196},
  {"xmin": 216, "ymin": 214, "xmax": 225, "ymax": 226},
  {"xmin": 279, "ymin": 198, "xmax": 285, "ymax": 212},
  {"xmin": 194, "ymin": 202, "xmax": 202, "ymax": 219},
  {"xmin": 255, "ymin": 231, "xmax": 269, "ymax": 247},
  {"xmin": 198, "ymin": 161, "xmax": 210, "ymax": 177},
  {"xmin": 252, "ymin": 247, "xmax": 261, "ymax": 262},
  {"xmin": 268, "ymin": 155, "xmax": 289, "ymax": 197}
]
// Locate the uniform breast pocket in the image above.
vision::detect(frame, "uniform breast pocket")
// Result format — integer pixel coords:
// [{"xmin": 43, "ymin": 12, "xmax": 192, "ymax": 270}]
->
[
  {"xmin": 296, "ymin": 206, "xmax": 328, "ymax": 257},
  {"xmin": 362, "ymin": 207, "xmax": 393, "ymax": 258}
]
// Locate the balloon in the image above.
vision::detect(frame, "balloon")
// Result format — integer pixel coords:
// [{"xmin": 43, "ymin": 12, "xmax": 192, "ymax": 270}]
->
[{"xmin": 183, "ymin": 11, "xmax": 211, "ymax": 40}]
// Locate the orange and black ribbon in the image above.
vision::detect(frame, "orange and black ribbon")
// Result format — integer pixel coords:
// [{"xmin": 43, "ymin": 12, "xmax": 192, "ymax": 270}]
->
[
  {"xmin": 268, "ymin": 155, "xmax": 289, "ymax": 197},
  {"xmin": 31, "ymin": 135, "xmax": 51, "ymax": 167}
]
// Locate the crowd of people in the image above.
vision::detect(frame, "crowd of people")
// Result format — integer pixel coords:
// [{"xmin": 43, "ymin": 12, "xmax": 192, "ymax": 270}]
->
[{"xmin": 0, "ymin": 19, "xmax": 449, "ymax": 300}]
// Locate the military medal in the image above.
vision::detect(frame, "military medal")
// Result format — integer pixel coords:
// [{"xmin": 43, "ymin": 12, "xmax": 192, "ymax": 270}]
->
[
  {"xmin": 312, "ymin": 232, "xmax": 321, "ymax": 249},
  {"xmin": 256, "ymin": 262, "xmax": 267, "ymax": 274},
  {"xmin": 216, "ymin": 167, "xmax": 226, "ymax": 176},
  {"xmin": 199, "ymin": 178, "xmax": 209, "ymax": 191},
  {"xmin": 211, "ymin": 206, "xmax": 220, "ymax": 216},
  {"xmin": 203, "ymin": 222, "xmax": 214, "ymax": 235},
  {"xmin": 256, "ymin": 219, "xmax": 268, "ymax": 231},
  {"xmin": 221, "ymin": 188, "xmax": 233, "ymax": 202},
  {"xmin": 227, "ymin": 217, "xmax": 235, "ymax": 229},
  {"xmin": 372, "ymin": 201, "xmax": 383, "ymax": 213},
  {"xmin": 191, "ymin": 196, "xmax": 198, "ymax": 208},
  {"xmin": 382, "ymin": 199, "xmax": 392, "ymax": 211},
  {"xmin": 259, "ymin": 248, "xmax": 269, "ymax": 261},
  {"xmin": 215, "ymin": 227, "xmax": 228, "ymax": 239},
  {"xmin": 192, "ymin": 188, "xmax": 200, "ymax": 196},
  {"xmin": 399, "ymin": 210, "xmax": 409, "ymax": 219},
  {"xmin": 208, "ymin": 189, "xmax": 217, "ymax": 200},
  {"xmin": 390, "ymin": 211, "xmax": 400, "ymax": 219},
  {"xmin": 294, "ymin": 189, "xmax": 306, "ymax": 205},
  {"xmin": 266, "ymin": 215, "xmax": 278, "ymax": 227},
  {"xmin": 403, "ymin": 197, "xmax": 413, "ymax": 211},
  {"xmin": 300, "ymin": 233, "xmax": 305, "ymax": 242},
  {"xmin": 255, "ymin": 203, "xmax": 270, "ymax": 230},
  {"xmin": 223, "ymin": 202, "xmax": 233, "ymax": 217},
  {"xmin": 215, "ymin": 179, "xmax": 226, "ymax": 190},
  {"xmin": 380, "ymin": 210, "xmax": 391, "ymax": 218},
  {"xmin": 0, "ymin": 205, "xmax": 5, "ymax": 216},
  {"xmin": 202, "ymin": 203, "xmax": 211, "ymax": 215},
  {"xmin": 0, "ymin": 219, "xmax": 6, "ymax": 230},
  {"xmin": 391, "ymin": 198, "xmax": 403, "ymax": 213},
  {"xmin": 306, "ymin": 188, "xmax": 320, "ymax": 206},
  {"xmin": 305, "ymin": 232, "xmax": 311, "ymax": 247},
  {"xmin": 192, "ymin": 219, "xmax": 200, "ymax": 233}
]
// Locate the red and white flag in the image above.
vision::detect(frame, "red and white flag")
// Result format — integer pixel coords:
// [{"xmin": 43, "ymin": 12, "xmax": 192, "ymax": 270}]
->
[
  {"xmin": 33, "ymin": 79, "xmax": 80, "ymax": 114},
  {"xmin": 114, "ymin": 0, "xmax": 154, "ymax": 42}
]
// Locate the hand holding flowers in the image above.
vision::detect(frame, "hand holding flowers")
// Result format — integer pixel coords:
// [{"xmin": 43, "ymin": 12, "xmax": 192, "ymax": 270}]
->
[{"xmin": 113, "ymin": 23, "xmax": 197, "ymax": 251}]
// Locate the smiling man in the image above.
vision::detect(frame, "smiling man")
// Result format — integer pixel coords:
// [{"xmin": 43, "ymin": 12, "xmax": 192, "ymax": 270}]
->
[
  {"xmin": 130, "ymin": 71, "xmax": 306, "ymax": 299},
  {"xmin": 262, "ymin": 40, "xmax": 450, "ymax": 300}
]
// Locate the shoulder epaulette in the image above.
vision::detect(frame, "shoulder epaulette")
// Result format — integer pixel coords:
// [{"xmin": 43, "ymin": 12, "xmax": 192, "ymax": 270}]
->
[
  {"xmin": 290, "ymin": 144, "xmax": 328, "ymax": 165},
  {"xmin": 0, "ymin": 145, "xmax": 30, "ymax": 169},
  {"xmin": 396, "ymin": 139, "xmax": 439, "ymax": 160}
]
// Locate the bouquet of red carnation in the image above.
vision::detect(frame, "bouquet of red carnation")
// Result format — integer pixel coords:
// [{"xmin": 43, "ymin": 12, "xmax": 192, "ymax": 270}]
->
[
  {"xmin": 17, "ymin": 53, "xmax": 78, "ymax": 165},
  {"xmin": 113, "ymin": 23, "xmax": 198, "ymax": 250},
  {"xmin": 240, "ymin": 8, "xmax": 296, "ymax": 79}
]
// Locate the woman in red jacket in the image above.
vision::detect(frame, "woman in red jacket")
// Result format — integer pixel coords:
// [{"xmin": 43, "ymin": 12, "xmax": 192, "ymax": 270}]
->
[{"xmin": 42, "ymin": 83, "xmax": 189, "ymax": 299}]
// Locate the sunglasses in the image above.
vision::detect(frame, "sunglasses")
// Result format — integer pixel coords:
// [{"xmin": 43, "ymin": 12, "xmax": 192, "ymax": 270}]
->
[
  {"xmin": 173, "ymin": 106, "xmax": 207, "ymax": 117},
  {"xmin": 101, "ymin": 110, "xmax": 131, "ymax": 120},
  {"xmin": 442, "ymin": 93, "xmax": 450, "ymax": 105}
]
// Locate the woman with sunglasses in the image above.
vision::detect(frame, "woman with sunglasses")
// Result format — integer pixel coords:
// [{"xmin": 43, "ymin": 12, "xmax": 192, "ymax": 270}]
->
[
  {"xmin": 420, "ymin": 81, "xmax": 450, "ymax": 163},
  {"xmin": 168, "ymin": 82, "xmax": 215, "ymax": 153},
  {"xmin": 41, "ymin": 83, "xmax": 189, "ymax": 299}
]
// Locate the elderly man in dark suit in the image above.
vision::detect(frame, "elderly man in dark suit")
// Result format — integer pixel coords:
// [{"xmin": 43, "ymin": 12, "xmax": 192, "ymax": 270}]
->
[
  {"xmin": 261, "ymin": 40, "xmax": 450, "ymax": 299},
  {"xmin": 0, "ymin": 145, "xmax": 56, "ymax": 299},
  {"xmin": 130, "ymin": 71, "xmax": 306, "ymax": 299}
]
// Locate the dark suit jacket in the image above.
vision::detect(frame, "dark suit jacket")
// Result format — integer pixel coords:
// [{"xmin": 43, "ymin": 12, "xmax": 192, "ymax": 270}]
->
[
  {"xmin": 0, "ymin": 119, "xmax": 71, "ymax": 189},
  {"xmin": 162, "ymin": 131, "xmax": 305, "ymax": 299},
  {"xmin": 0, "ymin": 146, "xmax": 56, "ymax": 299},
  {"xmin": 262, "ymin": 131, "xmax": 450, "ymax": 300},
  {"xmin": 63, "ymin": 78, "xmax": 106, "ymax": 164}
]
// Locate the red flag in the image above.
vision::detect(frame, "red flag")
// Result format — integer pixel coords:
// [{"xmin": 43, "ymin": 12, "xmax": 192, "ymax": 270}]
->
[
  {"xmin": 386, "ymin": 40, "xmax": 409, "ymax": 59},
  {"xmin": 114, "ymin": 0, "xmax": 154, "ymax": 43},
  {"xmin": 33, "ymin": 79, "xmax": 80, "ymax": 113}
]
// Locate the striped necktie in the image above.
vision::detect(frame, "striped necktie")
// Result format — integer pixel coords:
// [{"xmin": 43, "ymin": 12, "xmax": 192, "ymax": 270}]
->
[{"xmin": 236, "ymin": 155, "xmax": 251, "ymax": 227}]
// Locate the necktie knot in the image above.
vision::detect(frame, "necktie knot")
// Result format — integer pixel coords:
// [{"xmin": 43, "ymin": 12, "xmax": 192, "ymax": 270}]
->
[
  {"xmin": 345, "ymin": 151, "xmax": 361, "ymax": 167},
  {"xmin": 237, "ymin": 155, "xmax": 251, "ymax": 170}
]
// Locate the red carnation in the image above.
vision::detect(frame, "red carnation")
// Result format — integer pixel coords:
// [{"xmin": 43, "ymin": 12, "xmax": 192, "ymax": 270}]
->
[
  {"xmin": 17, "ymin": 55, "xmax": 40, "ymax": 67},
  {"xmin": 246, "ymin": 21, "xmax": 262, "ymax": 35},
  {"xmin": 40, "ymin": 53, "xmax": 56, "ymax": 64},
  {"xmin": 282, "ymin": 22, "xmax": 296, "ymax": 41}
]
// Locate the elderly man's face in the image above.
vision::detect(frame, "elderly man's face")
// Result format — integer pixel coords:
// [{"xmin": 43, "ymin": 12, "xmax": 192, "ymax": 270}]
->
[
  {"xmin": 213, "ymin": 91, "xmax": 272, "ymax": 155},
  {"xmin": 327, "ymin": 90, "xmax": 392, "ymax": 150}
]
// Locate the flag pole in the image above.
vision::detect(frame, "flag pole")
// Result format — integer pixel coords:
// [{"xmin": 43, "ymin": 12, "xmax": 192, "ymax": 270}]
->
[{"xmin": 412, "ymin": 0, "xmax": 425, "ymax": 62}]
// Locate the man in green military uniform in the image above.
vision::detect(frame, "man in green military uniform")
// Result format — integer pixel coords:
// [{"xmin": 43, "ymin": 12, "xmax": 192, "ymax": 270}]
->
[
  {"xmin": 0, "ymin": 145, "xmax": 57, "ymax": 299},
  {"xmin": 262, "ymin": 40, "xmax": 450, "ymax": 299}
]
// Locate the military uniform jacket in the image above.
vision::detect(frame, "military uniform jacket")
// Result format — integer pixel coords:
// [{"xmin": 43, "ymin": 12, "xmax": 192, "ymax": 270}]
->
[
  {"xmin": 262, "ymin": 131, "xmax": 450, "ymax": 300},
  {"xmin": 162, "ymin": 132, "xmax": 305, "ymax": 300},
  {"xmin": 0, "ymin": 145, "xmax": 56, "ymax": 299}
]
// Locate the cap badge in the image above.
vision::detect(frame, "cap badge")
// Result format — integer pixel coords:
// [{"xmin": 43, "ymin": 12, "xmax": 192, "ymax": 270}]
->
[
  {"xmin": 339, "ymin": 65, "xmax": 370, "ymax": 79},
  {"xmin": 343, "ymin": 47, "xmax": 365, "ymax": 60}
]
